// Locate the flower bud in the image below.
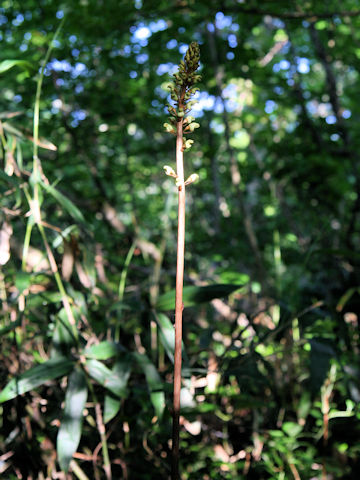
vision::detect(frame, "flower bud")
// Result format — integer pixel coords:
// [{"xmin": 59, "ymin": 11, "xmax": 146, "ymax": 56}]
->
[
  {"xmin": 185, "ymin": 173, "xmax": 199, "ymax": 185},
  {"xmin": 184, "ymin": 139, "xmax": 194, "ymax": 149},
  {"xmin": 163, "ymin": 165, "xmax": 177, "ymax": 177},
  {"xmin": 184, "ymin": 116, "xmax": 195, "ymax": 124},
  {"xmin": 163, "ymin": 123, "xmax": 176, "ymax": 134}
]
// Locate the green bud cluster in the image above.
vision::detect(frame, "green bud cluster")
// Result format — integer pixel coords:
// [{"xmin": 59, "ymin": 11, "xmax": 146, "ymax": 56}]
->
[{"xmin": 164, "ymin": 42, "xmax": 201, "ymax": 149}]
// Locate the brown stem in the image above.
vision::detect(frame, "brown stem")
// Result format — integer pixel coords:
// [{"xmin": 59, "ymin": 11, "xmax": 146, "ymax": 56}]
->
[
  {"xmin": 289, "ymin": 461, "xmax": 301, "ymax": 480},
  {"xmin": 171, "ymin": 119, "xmax": 185, "ymax": 480}
]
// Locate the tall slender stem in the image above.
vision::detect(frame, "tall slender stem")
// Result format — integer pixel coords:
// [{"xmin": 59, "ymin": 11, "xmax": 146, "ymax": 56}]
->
[
  {"xmin": 172, "ymin": 120, "xmax": 185, "ymax": 480},
  {"xmin": 163, "ymin": 42, "xmax": 201, "ymax": 480}
]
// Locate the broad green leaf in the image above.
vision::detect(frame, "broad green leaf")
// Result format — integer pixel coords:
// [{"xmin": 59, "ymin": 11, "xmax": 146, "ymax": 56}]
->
[
  {"xmin": 40, "ymin": 180, "xmax": 85, "ymax": 224},
  {"xmin": 15, "ymin": 272, "xmax": 31, "ymax": 294},
  {"xmin": 0, "ymin": 357, "xmax": 74, "ymax": 403},
  {"xmin": 282, "ymin": 422, "xmax": 303, "ymax": 438},
  {"xmin": 85, "ymin": 358, "xmax": 130, "ymax": 397},
  {"xmin": 84, "ymin": 341, "xmax": 125, "ymax": 360},
  {"xmin": 133, "ymin": 353, "xmax": 165, "ymax": 419},
  {"xmin": 57, "ymin": 368, "xmax": 88, "ymax": 472},
  {"xmin": 156, "ymin": 283, "xmax": 243, "ymax": 311},
  {"xmin": 0, "ymin": 59, "xmax": 35, "ymax": 74}
]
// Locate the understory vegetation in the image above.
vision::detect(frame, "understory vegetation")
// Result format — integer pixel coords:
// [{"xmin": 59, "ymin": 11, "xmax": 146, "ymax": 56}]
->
[{"xmin": 0, "ymin": 1, "xmax": 360, "ymax": 479}]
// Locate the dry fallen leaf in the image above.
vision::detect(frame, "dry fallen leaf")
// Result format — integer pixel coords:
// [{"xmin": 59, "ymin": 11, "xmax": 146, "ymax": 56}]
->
[{"xmin": 0, "ymin": 221, "xmax": 13, "ymax": 265}]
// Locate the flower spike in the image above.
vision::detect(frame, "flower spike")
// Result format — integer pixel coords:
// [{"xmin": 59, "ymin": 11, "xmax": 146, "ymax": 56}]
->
[{"xmin": 163, "ymin": 41, "xmax": 202, "ymax": 149}]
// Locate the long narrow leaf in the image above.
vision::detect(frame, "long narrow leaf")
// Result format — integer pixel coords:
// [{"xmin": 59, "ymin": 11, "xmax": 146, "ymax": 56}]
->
[
  {"xmin": 51, "ymin": 308, "xmax": 78, "ymax": 358},
  {"xmin": 0, "ymin": 59, "xmax": 35, "ymax": 74},
  {"xmin": 0, "ymin": 357, "xmax": 74, "ymax": 403},
  {"xmin": 85, "ymin": 358, "xmax": 130, "ymax": 398},
  {"xmin": 2, "ymin": 121, "xmax": 57, "ymax": 150},
  {"xmin": 104, "ymin": 394, "xmax": 122, "ymax": 424},
  {"xmin": 154, "ymin": 311, "xmax": 188, "ymax": 366},
  {"xmin": 57, "ymin": 368, "xmax": 88, "ymax": 472},
  {"xmin": 84, "ymin": 341, "xmax": 125, "ymax": 360},
  {"xmin": 103, "ymin": 356, "xmax": 132, "ymax": 423},
  {"xmin": 133, "ymin": 352, "xmax": 165, "ymax": 419},
  {"xmin": 40, "ymin": 180, "xmax": 85, "ymax": 224}
]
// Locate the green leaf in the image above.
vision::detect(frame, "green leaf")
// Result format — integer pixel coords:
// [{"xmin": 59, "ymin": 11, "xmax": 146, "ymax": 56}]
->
[
  {"xmin": 51, "ymin": 308, "xmax": 78, "ymax": 359},
  {"xmin": 103, "ymin": 356, "xmax": 132, "ymax": 422},
  {"xmin": 0, "ymin": 357, "xmax": 74, "ymax": 403},
  {"xmin": 1, "ymin": 121, "xmax": 25, "ymax": 138},
  {"xmin": 15, "ymin": 272, "xmax": 31, "ymax": 294},
  {"xmin": 297, "ymin": 391, "xmax": 311, "ymax": 422},
  {"xmin": 27, "ymin": 291, "xmax": 63, "ymax": 308},
  {"xmin": 84, "ymin": 341, "xmax": 125, "ymax": 360},
  {"xmin": 85, "ymin": 357, "xmax": 130, "ymax": 397},
  {"xmin": 156, "ymin": 283, "xmax": 243, "ymax": 311},
  {"xmin": 133, "ymin": 353, "xmax": 165, "ymax": 419},
  {"xmin": 57, "ymin": 368, "xmax": 88, "ymax": 472},
  {"xmin": 154, "ymin": 312, "xmax": 175, "ymax": 362},
  {"xmin": 282, "ymin": 421, "xmax": 303, "ymax": 438},
  {"xmin": 336, "ymin": 287, "xmax": 360, "ymax": 312},
  {"xmin": 40, "ymin": 180, "xmax": 85, "ymax": 224},
  {"xmin": 52, "ymin": 225, "xmax": 80, "ymax": 248},
  {"xmin": 0, "ymin": 59, "xmax": 35, "ymax": 74},
  {"xmin": 104, "ymin": 394, "xmax": 122, "ymax": 424},
  {"xmin": 268, "ymin": 429, "xmax": 285, "ymax": 438},
  {"xmin": 154, "ymin": 312, "xmax": 188, "ymax": 365}
]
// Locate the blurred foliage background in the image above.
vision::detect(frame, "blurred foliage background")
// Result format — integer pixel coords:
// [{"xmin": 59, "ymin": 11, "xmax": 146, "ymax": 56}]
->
[{"xmin": 1, "ymin": 0, "xmax": 360, "ymax": 479}]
